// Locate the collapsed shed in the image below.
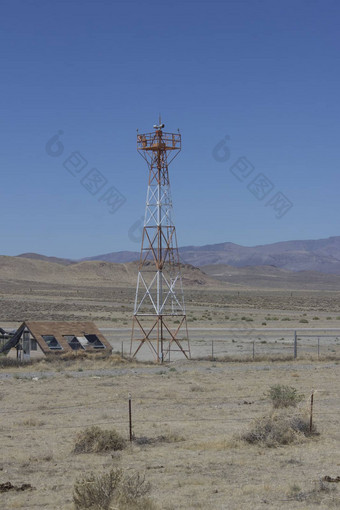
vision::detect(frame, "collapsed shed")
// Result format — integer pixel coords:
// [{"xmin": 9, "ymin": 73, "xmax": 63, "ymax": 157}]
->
[{"xmin": 0, "ymin": 321, "xmax": 112, "ymax": 360}]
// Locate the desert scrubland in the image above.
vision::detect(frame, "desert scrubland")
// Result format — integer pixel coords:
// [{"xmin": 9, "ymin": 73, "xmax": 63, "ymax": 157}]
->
[
  {"xmin": 0, "ymin": 256, "xmax": 339, "ymax": 509},
  {"xmin": 0, "ymin": 357, "xmax": 339, "ymax": 509}
]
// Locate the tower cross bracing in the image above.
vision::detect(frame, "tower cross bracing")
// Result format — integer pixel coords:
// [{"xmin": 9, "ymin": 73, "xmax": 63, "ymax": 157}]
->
[{"xmin": 130, "ymin": 122, "xmax": 190, "ymax": 362}]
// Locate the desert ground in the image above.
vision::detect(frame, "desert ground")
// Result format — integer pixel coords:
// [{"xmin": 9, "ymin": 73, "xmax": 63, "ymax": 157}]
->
[
  {"xmin": 2, "ymin": 275, "xmax": 340, "ymax": 361},
  {"xmin": 0, "ymin": 357, "xmax": 339, "ymax": 509},
  {"xmin": 0, "ymin": 257, "xmax": 339, "ymax": 508}
]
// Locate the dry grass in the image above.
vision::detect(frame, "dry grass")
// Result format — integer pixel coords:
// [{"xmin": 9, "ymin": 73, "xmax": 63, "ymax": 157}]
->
[
  {"xmin": 287, "ymin": 478, "xmax": 340, "ymax": 506},
  {"xmin": 0, "ymin": 357, "xmax": 338, "ymax": 509},
  {"xmin": 134, "ymin": 432, "xmax": 184, "ymax": 445},
  {"xmin": 0, "ymin": 356, "xmax": 33, "ymax": 368},
  {"xmin": 1, "ymin": 263, "xmax": 340, "ymax": 509},
  {"xmin": 197, "ymin": 354, "xmax": 296, "ymax": 363}
]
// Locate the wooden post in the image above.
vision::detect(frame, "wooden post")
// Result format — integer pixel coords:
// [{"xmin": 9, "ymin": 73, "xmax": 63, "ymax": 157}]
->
[
  {"xmin": 121, "ymin": 341, "xmax": 124, "ymax": 359},
  {"xmin": 294, "ymin": 331, "xmax": 297, "ymax": 359},
  {"xmin": 309, "ymin": 390, "xmax": 314, "ymax": 433},
  {"xmin": 317, "ymin": 337, "xmax": 320, "ymax": 359},
  {"xmin": 128, "ymin": 393, "xmax": 133, "ymax": 442},
  {"xmin": 252, "ymin": 340, "xmax": 255, "ymax": 360},
  {"xmin": 211, "ymin": 340, "xmax": 214, "ymax": 360}
]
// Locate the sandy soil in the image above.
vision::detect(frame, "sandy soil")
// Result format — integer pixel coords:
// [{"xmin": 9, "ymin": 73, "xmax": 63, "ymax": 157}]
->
[
  {"xmin": 2, "ymin": 280, "xmax": 340, "ymax": 327},
  {"xmin": 2, "ymin": 281, "xmax": 340, "ymax": 362},
  {"xmin": 0, "ymin": 357, "xmax": 339, "ymax": 509},
  {"xmin": 1, "ymin": 272, "xmax": 339, "ymax": 509}
]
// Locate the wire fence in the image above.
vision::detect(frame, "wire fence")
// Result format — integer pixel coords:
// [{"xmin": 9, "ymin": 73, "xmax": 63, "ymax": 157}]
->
[
  {"xmin": 2, "ymin": 328, "xmax": 340, "ymax": 362},
  {"xmin": 102, "ymin": 328, "xmax": 340, "ymax": 361},
  {"xmin": 2, "ymin": 386, "xmax": 339, "ymax": 432}
]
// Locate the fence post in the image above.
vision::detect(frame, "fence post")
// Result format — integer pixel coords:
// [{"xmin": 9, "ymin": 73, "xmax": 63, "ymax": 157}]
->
[
  {"xmin": 309, "ymin": 390, "xmax": 314, "ymax": 433},
  {"xmin": 317, "ymin": 337, "xmax": 320, "ymax": 359},
  {"xmin": 294, "ymin": 331, "xmax": 297, "ymax": 359},
  {"xmin": 128, "ymin": 393, "xmax": 133, "ymax": 442},
  {"xmin": 121, "ymin": 341, "xmax": 124, "ymax": 359},
  {"xmin": 211, "ymin": 340, "xmax": 214, "ymax": 360},
  {"xmin": 252, "ymin": 340, "xmax": 255, "ymax": 360}
]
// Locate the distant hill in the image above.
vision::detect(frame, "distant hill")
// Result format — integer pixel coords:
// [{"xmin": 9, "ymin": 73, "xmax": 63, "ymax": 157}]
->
[
  {"xmin": 17, "ymin": 253, "xmax": 75, "ymax": 266},
  {"xmin": 79, "ymin": 236, "xmax": 340, "ymax": 274},
  {"xmin": 0, "ymin": 256, "xmax": 219, "ymax": 289},
  {"xmin": 186, "ymin": 237, "xmax": 340, "ymax": 272},
  {"xmin": 201, "ymin": 264, "xmax": 340, "ymax": 290},
  {"xmin": 2, "ymin": 255, "xmax": 340, "ymax": 291},
  {"xmin": 15, "ymin": 236, "xmax": 340, "ymax": 274},
  {"xmin": 82, "ymin": 250, "xmax": 140, "ymax": 264}
]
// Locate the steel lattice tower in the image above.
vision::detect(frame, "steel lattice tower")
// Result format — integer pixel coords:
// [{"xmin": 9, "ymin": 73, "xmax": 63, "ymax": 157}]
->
[{"xmin": 130, "ymin": 120, "xmax": 191, "ymax": 363}]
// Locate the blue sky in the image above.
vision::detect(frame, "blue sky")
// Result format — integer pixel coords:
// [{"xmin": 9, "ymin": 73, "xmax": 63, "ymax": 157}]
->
[{"xmin": 1, "ymin": 0, "xmax": 339, "ymax": 259}]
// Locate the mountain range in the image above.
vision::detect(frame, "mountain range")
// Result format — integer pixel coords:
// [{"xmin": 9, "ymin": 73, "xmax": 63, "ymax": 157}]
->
[
  {"xmin": 0, "ymin": 256, "xmax": 220, "ymax": 288},
  {"xmin": 16, "ymin": 236, "xmax": 340, "ymax": 274},
  {"xmin": 2, "ymin": 255, "xmax": 340, "ymax": 291}
]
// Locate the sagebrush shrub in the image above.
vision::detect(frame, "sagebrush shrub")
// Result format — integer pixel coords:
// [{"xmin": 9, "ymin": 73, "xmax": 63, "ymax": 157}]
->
[
  {"xmin": 267, "ymin": 384, "xmax": 304, "ymax": 408},
  {"xmin": 242, "ymin": 411, "xmax": 317, "ymax": 447},
  {"xmin": 73, "ymin": 469, "xmax": 122, "ymax": 510},
  {"xmin": 73, "ymin": 425, "xmax": 126, "ymax": 454},
  {"xmin": 73, "ymin": 468, "xmax": 156, "ymax": 510}
]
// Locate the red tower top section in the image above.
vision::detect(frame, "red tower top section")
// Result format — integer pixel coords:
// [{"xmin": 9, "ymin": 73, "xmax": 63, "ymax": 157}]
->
[{"xmin": 137, "ymin": 130, "xmax": 181, "ymax": 152}]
